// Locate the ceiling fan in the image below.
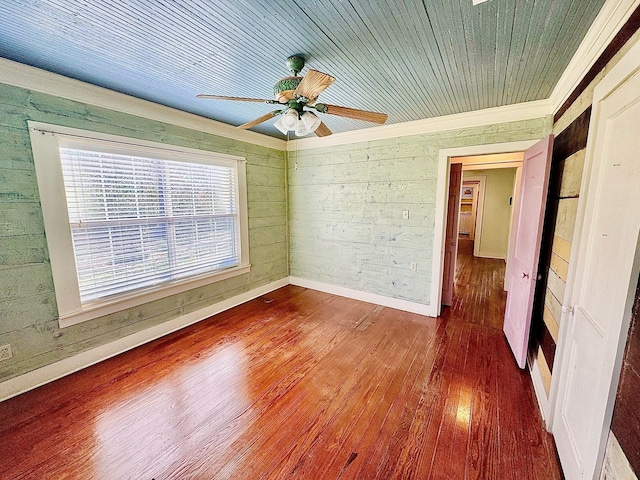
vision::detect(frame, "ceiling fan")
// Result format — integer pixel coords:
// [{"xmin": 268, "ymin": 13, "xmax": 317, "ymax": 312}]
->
[{"xmin": 197, "ymin": 55, "xmax": 388, "ymax": 137}]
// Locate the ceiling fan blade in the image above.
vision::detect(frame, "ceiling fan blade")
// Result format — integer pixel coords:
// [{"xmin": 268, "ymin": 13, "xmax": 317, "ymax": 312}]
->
[
  {"xmin": 197, "ymin": 94, "xmax": 279, "ymax": 104},
  {"xmin": 294, "ymin": 69, "xmax": 335, "ymax": 102},
  {"xmin": 320, "ymin": 104, "xmax": 388, "ymax": 124},
  {"xmin": 314, "ymin": 122, "xmax": 332, "ymax": 137},
  {"xmin": 237, "ymin": 110, "xmax": 282, "ymax": 129}
]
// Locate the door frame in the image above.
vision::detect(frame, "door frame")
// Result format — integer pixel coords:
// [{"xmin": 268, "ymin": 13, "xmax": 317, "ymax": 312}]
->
[{"xmin": 433, "ymin": 140, "xmax": 537, "ymax": 316}]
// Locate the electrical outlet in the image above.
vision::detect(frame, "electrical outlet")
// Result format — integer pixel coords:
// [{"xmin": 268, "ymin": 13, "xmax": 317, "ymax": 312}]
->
[
  {"xmin": 410, "ymin": 262, "xmax": 417, "ymax": 271},
  {"xmin": 0, "ymin": 344, "xmax": 12, "ymax": 361}
]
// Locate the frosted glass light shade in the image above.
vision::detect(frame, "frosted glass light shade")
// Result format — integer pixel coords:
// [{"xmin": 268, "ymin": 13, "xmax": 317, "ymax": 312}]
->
[
  {"xmin": 273, "ymin": 109, "xmax": 321, "ymax": 137},
  {"xmin": 282, "ymin": 109, "xmax": 299, "ymax": 130},
  {"xmin": 273, "ymin": 115, "xmax": 288, "ymax": 135},
  {"xmin": 301, "ymin": 111, "xmax": 321, "ymax": 132},
  {"xmin": 295, "ymin": 119, "xmax": 310, "ymax": 136}
]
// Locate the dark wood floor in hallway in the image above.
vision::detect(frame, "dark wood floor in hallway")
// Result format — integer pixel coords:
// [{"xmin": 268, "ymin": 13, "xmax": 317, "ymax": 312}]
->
[{"xmin": 0, "ymin": 253, "xmax": 562, "ymax": 479}]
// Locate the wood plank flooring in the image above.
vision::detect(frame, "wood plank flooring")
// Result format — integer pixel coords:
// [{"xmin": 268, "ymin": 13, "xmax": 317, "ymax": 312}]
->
[
  {"xmin": 445, "ymin": 253, "xmax": 509, "ymax": 330},
  {"xmin": 0, "ymin": 253, "xmax": 562, "ymax": 479}
]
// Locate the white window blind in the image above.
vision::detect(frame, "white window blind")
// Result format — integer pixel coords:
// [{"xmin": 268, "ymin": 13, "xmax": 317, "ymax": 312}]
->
[
  {"xmin": 29, "ymin": 122, "xmax": 249, "ymax": 327},
  {"xmin": 59, "ymin": 147, "xmax": 240, "ymax": 303}
]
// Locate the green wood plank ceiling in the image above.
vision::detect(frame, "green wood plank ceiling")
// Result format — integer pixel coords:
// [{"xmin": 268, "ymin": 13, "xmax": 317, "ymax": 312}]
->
[{"xmin": 0, "ymin": 0, "xmax": 606, "ymax": 138}]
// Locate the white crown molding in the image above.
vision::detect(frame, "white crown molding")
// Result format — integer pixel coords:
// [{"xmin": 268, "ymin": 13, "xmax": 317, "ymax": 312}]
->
[
  {"xmin": 288, "ymin": 99, "xmax": 552, "ymax": 151},
  {"xmin": 0, "ymin": 57, "xmax": 286, "ymax": 151},
  {"xmin": 0, "ymin": 278, "xmax": 289, "ymax": 402},
  {"xmin": 4, "ymin": 0, "xmax": 634, "ymax": 155},
  {"xmin": 2, "ymin": 0, "xmax": 635, "ymax": 153},
  {"xmin": 289, "ymin": 276, "xmax": 436, "ymax": 317},
  {"xmin": 549, "ymin": 0, "xmax": 640, "ymax": 114}
]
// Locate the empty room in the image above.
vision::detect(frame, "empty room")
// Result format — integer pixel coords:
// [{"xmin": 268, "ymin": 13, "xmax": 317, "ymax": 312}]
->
[{"xmin": 1, "ymin": 1, "xmax": 639, "ymax": 478}]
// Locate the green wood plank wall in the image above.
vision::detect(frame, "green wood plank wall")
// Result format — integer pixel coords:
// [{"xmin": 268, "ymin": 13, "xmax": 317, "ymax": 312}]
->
[
  {"xmin": 0, "ymin": 82, "xmax": 287, "ymax": 383},
  {"xmin": 288, "ymin": 118, "xmax": 550, "ymax": 306}
]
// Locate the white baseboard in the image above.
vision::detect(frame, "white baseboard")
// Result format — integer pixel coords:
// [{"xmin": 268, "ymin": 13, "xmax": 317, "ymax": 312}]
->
[
  {"xmin": 600, "ymin": 433, "xmax": 639, "ymax": 480},
  {"xmin": 0, "ymin": 278, "xmax": 288, "ymax": 402},
  {"xmin": 475, "ymin": 251, "xmax": 507, "ymax": 260},
  {"xmin": 529, "ymin": 354, "xmax": 551, "ymax": 429},
  {"xmin": 1, "ymin": 276, "xmax": 435, "ymax": 402},
  {"xmin": 289, "ymin": 276, "xmax": 436, "ymax": 317}
]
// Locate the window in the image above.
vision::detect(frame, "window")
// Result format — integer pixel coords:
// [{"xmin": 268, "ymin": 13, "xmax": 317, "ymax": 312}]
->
[{"xmin": 29, "ymin": 122, "xmax": 250, "ymax": 327}]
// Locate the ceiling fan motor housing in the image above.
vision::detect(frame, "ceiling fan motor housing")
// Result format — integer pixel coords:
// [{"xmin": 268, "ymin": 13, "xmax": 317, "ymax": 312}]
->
[
  {"xmin": 274, "ymin": 55, "xmax": 307, "ymax": 103},
  {"xmin": 285, "ymin": 55, "xmax": 305, "ymax": 75},
  {"xmin": 273, "ymin": 76, "xmax": 302, "ymax": 103}
]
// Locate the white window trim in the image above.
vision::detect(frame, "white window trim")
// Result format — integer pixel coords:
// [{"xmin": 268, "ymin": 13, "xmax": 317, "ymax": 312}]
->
[{"xmin": 29, "ymin": 121, "xmax": 250, "ymax": 328}]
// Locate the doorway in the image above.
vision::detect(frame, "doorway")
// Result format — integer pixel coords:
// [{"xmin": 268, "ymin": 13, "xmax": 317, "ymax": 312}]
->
[
  {"xmin": 432, "ymin": 140, "xmax": 537, "ymax": 317},
  {"xmin": 458, "ymin": 179, "xmax": 480, "ymax": 255},
  {"xmin": 442, "ymin": 155, "xmax": 522, "ymax": 313}
]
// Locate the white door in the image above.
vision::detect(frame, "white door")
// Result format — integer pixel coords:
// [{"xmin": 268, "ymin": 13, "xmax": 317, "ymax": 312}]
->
[
  {"xmin": 504, "ymin": 166, "xmax": 523, "ymax": 291},
  {"xmin": 552, "ymin": 38, "xmax": 640, "ymax": 480},
  {"xmin": 503, "ymin": 135, "xmax": 553, "ymax": 369}
]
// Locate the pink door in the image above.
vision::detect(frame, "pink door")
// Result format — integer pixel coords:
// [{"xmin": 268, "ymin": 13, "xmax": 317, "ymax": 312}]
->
[
  {"xmin": 442, "ymin": 163, "xmax": 462, "ymax": 306},
  {"xmin": 503, "ymin": 135, "xmax": 553, "ymax": 368}
]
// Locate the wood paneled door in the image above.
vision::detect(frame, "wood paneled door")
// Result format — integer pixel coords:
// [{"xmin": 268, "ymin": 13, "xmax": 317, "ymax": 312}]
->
[
  {"xmin": 442, "ymin": 163, "xmax": 462, "ymax": 306},
  {"xmin": 503, "ymin": 135, "xmax": 553, "ymax": 369}
]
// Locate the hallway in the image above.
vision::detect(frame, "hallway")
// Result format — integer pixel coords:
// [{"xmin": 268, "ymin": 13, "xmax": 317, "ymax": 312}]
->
[{"xmin": 442, "ymin": 250, "xmax": 508, "ymax": 331}]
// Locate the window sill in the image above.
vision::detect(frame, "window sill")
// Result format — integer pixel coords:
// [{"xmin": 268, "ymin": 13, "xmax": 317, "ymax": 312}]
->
[{"xmin": 58, "ymin": 264, "xmax": 251, "ymax": 328}]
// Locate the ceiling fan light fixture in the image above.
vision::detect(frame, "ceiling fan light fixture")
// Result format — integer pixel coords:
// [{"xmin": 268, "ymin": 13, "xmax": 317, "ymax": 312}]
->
[
  {"xmin": 295, "ymin": 119, "xmax": 310, "ymax": 137},
  {"xmin": 301, "ymin": 111, "xmax": 321, "ymax": 132},
  {"xmin": 282, "ymin": 109, "xmax": 299, "ymax": 130},
  {"xmin": 273, "ymin": 115, "xmax": 289, "ymax": 135}
]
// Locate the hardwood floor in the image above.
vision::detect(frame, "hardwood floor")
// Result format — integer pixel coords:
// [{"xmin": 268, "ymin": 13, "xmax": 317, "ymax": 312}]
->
[
  {"xmin": 445, "ymin": 252, "xmax": 508, "ymax": 330},
  {"xmin": 0, "ymin": 254, "xmax": 562, "ymax": 479}
]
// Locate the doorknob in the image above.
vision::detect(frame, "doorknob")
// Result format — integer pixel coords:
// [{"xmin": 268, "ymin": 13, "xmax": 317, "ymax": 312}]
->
[{"xmin": 521, "ymin": 272, "xmax": 529, "ymax": 278}]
